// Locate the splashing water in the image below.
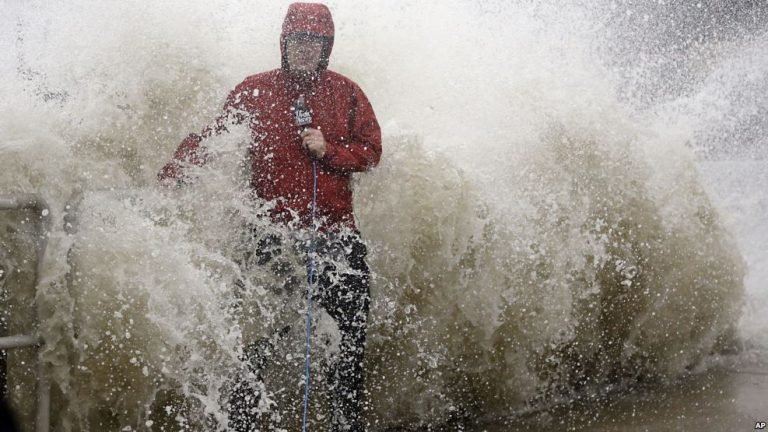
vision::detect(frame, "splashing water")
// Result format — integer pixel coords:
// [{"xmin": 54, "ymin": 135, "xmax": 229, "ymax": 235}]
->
[{"xmin": 1, "ymin": 0, "xmax": 762, "ymax": 430}]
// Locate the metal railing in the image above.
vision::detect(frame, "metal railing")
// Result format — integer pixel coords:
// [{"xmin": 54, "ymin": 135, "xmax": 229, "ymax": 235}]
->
[{"xmin": 0, "ymin": 194, "xmax": 51, "ymax": 432}]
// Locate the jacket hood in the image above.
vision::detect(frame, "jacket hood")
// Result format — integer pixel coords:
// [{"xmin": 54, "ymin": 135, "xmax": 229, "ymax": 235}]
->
[{"xmin": 280, "ymin": 3, "xmax": 335, "ymax": 72}]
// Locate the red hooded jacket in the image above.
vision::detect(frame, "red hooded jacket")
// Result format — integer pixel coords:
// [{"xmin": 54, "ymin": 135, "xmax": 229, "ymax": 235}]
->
[{"xmin": 158, "ymin": 3, "xmax": 382, "ymax": 230}]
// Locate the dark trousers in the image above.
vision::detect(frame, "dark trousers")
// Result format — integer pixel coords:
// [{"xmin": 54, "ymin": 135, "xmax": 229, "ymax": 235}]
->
[{"xmin": 229, "ymin": 230, "xmax": 370, "ymax": 432}]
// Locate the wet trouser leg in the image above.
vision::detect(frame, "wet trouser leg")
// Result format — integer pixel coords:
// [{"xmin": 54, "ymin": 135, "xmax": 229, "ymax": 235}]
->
[
  {"xmin": 228, "ymin": 233, "xmax": 283, "ymax": 432},
  {"xmin": 228, "ymin": 339, "xmax": 270, "ymax": 432},
  {"xmin": 316, "ymin": 235, "xmax": 370, "ymax": 432}
]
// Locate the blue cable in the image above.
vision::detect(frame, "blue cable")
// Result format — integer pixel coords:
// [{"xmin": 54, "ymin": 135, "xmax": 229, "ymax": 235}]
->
[{"xmin": 301, "ymin": 160, "xmax": 317, "ymax": 431}]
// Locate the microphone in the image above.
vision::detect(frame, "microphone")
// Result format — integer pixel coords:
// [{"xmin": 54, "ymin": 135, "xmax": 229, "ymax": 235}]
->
[
  {"xmin": 294, "ymin": 95, "xmax": 318, "ymax": 159},
  {"xmin": 293, "ymin": 95, "xmax": 313, "ymax": 130}
]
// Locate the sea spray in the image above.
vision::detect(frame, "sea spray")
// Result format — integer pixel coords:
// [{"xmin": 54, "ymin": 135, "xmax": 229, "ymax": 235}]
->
[{"xmin": 0, "ymin": 1, "xmax": 751, "ymax": 430}]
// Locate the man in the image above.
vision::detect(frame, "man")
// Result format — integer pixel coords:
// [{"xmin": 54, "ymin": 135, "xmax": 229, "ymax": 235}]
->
[{"xmin": 158, "ymin": 3, "xmax": 381, "ymax": 431}]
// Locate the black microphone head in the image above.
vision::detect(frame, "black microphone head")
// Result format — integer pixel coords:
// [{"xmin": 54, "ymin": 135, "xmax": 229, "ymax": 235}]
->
[{"xmin": 293, "ymin": 95, "xmax": 313, "ymax": 128}]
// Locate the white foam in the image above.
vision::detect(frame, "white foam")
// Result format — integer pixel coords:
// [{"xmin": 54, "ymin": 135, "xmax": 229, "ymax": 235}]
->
[{"xmin": 0, "ymin": 1, "xmax": 762, "ymax": 429}]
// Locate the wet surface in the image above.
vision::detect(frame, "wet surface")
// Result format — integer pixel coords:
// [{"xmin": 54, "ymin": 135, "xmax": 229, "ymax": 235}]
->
[
  {"xmin": 465, "ymin": 352, "xmax": 768, "ymax": 432},
  {"xmin": 381, "ymin": 352, "xmax": 768, "ymax": 432}
]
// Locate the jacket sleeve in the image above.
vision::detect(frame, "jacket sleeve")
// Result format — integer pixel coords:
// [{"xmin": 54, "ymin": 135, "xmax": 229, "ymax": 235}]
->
[
  {"xmin": 320, "ymin": 85, "xmax": 382, "ymax": 173},
  {"xmin": 157, "ymin": 83, "xmax": 250, "ymax": 185}
]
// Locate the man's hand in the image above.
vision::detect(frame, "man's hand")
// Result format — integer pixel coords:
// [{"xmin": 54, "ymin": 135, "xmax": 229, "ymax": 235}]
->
[{"xmin": 300, "ymin": 128, "xmax": 327, "ymax": 159}]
